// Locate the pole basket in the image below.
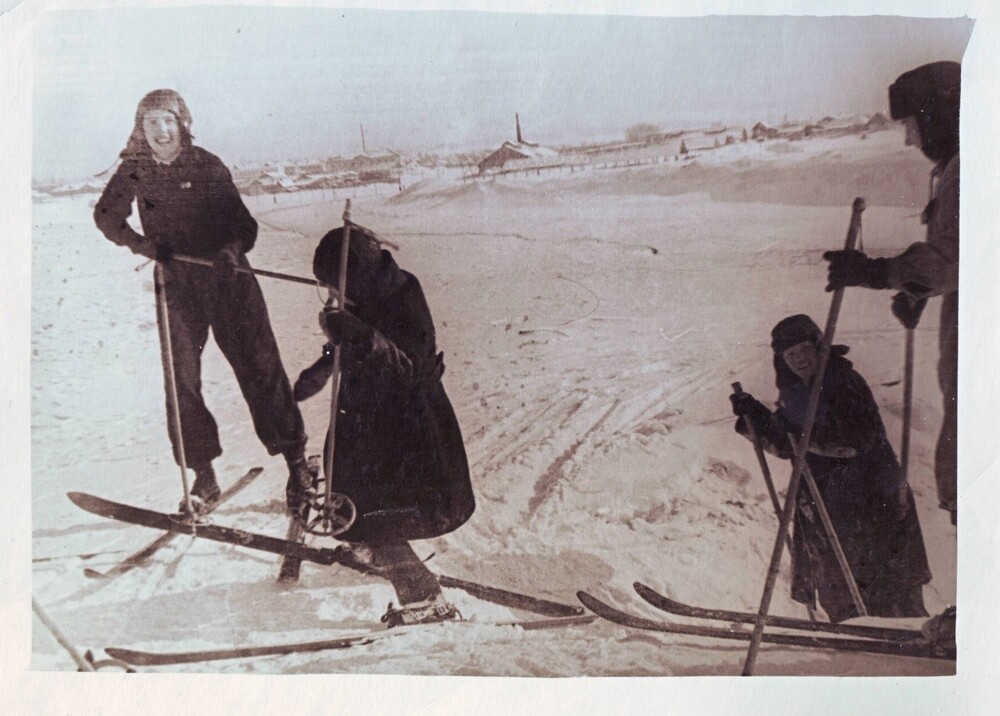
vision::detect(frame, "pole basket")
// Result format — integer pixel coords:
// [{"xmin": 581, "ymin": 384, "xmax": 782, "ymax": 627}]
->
[
  {"xmin": 292, "ymin": 456, "xmax": 357, "ymax": 537},
  {"xmin": 295, "ymin": 489, "xmax": 356, "ymax": 537}
]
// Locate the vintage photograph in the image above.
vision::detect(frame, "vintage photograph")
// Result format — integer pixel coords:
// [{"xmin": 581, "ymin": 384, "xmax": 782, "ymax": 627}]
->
[{"xmin": 28, "ymin": 4, "xmax": 972, "ymax": 680}]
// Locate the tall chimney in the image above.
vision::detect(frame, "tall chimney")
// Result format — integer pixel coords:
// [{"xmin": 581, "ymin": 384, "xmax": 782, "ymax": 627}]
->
[
  {"xmin": 360, "ymin": 123, "xmax": 367, "ymax": 153},
  {"xmin": 515, "ymin": 113, "xmax": 522, "ymax": 144}
]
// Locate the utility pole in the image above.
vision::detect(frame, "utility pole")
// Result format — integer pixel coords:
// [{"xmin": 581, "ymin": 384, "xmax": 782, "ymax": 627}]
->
[{"xmin": 360, "ymin": 124, "xmax": 367, "ymax": 153}]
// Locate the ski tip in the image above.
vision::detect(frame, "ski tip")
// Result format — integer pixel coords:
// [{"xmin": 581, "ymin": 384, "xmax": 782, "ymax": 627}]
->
[
  {"xmin": 83, "ymin": 568, "xmax": 108, "ymax": 580},
  {"xmin": 67, "ymin": 491, "xmax": 87, "ymax": 506},
  {"xmin": 103, "ymin": 648, "xmax": 145, "ymax": 666}
]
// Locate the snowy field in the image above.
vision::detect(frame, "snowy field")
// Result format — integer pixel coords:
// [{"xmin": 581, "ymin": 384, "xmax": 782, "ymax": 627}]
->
[{"xmin": 31, "ymin": 127, "xmax": 956, "ymax": 676}]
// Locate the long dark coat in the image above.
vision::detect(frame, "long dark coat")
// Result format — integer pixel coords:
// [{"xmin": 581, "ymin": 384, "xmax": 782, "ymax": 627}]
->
[
  {"xmin": 295, "ymin": 230, "xmax": 474, "ymax": 544},
  {"xmin": 742, "ymin": 351, "xmax": 932, "ymax": 623}
]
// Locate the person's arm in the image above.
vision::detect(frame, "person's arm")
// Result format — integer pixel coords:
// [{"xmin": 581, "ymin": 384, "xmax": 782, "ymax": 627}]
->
[
  {"xmin": 204, "ymin": 153, "xmax": 258, "ymax": 255},
  {"xmin": 93, "ymin": 161, "xmax": 157, "ymax": 257},
  {"xmin": 731, "ymin": 392, "xmax": 793, "ymax": 459},
  {"xmin": 806, "ymin": 368, "xmax": 882, "ymax": 458},
  {"xmin": 884, "ymin": 159, "xmax": 959, "ymax": 299}
]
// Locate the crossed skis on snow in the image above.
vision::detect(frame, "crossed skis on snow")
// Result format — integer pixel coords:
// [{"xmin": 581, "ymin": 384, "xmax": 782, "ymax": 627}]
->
[{"xmin": 66, "ymin": 486, "xmax": 952, "ymax": 668}]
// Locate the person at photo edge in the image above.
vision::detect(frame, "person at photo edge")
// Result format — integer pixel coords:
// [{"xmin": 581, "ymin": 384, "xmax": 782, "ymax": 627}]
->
[
  {"xmin": 731, "ymin": 315, "xmax": 932, "ymax": 624},
  {"xmin": 823, "ymin": 61, "xmax": 960, "ymax": 527},
  {"xmin": 93, "ymin": 89, "xmax": 311, "ymax": 509}
]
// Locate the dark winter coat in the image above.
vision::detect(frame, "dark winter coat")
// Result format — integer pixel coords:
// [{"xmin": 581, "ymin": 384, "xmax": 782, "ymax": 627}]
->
[
  {"xmin": 885, "ymin": 154, "xmax": 958, "ymax": 514},
  {"xmin": 295, "ymin": 242, "xmax": 474, "ymax": 544},
  {"xmin": 740, "ymin": 352, "xmax": 931, "ymax": 622},
  {"xmin": 93, "ymin": 145, "xmax": 305, "ymax": 467},
  {"xmin": 94, "ymin": 146, "xmax": 257, "ymax": 259}
]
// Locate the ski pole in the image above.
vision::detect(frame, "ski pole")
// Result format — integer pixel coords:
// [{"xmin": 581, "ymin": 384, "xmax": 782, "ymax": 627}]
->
[
  {"xmin": 168, "ymin": 254, "xmax": 351, "ymax": 305},
  {"xmin": 154, "ymin": 263, "xmax": 195, "ymax": 517},
  {"xmin": 788, "ymin": 433, "xmax": 868, "ymax": 618},
  {"xmin": 731, "ymin": 382, "xmax": 816, "ymax": 622},
  {"xmin": 324, "ymin": 200, "xmax": 352, "ymax": 520},
  {"xmin": 742, "ymin": 197, "xmax": 866, "ymax": 676},
  {"xmin": 899, "ymin": 327, "xmax": 915, "ymax": 512},
  {"xmin": 32, "ymin": 598, "xmax": 95, "ymax": 671},
  {"xmin": 731, "ymin": 382, "xmax": 783, "ymax": 516}
]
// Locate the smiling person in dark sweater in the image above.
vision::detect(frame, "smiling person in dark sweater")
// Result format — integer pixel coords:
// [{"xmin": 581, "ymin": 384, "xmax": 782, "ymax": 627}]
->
[{"xmin": 94, "ymin": 89, "xmax": 310, "ymax": 510}]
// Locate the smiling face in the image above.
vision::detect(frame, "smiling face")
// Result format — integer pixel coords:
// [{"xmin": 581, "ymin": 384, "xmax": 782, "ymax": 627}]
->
[
  {"xmin": 782, "ymin": 340, "xmax": 820, "ymax": 383},
  {"xmin": 142, "ymin": 108, "xmax": 182, "ymax": 163}
]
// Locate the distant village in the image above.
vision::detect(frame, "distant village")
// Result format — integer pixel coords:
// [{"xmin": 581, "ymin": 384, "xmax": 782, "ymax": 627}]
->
[{"xmin": 33, "ymin": 111, "xmax": 894, "ymax": 200}]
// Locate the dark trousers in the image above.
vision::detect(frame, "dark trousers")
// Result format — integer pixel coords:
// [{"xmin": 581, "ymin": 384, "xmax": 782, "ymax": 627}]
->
[
  {"xmin": 155, "ymin": 263, "xmax": 304, "ymax": 468},
  {"xmin": 935, "ymin": 295, "xmax": 958, "ymax": 516},
  {"xmin": 368, "ymin": 543, "xmax": 442, "ymax": 605}
]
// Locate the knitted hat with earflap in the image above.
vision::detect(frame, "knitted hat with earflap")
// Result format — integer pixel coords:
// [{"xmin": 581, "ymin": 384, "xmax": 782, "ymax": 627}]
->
[{"xmin": 121, "ymin": 89, "xmax": 194, "ymax": 159}]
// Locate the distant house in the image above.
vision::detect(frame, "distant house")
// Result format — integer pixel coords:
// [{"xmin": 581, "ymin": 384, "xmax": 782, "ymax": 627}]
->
[
  {"xmin": 865, "ymin": 112, "xmax": 892, "ymax": 131},
  {"xmin": 352, "ymin": 150, "xmax": 402, "ymax": 172},
  {"xmin": 324, "ymin": 155, "xmax": 354, "ymax": 174},
  {"xmin": 477, "ymin": 113, "xmax": 560, "ymax": 173},
  {"xmin": 751, "ymin": 122, "xmax": 778, "ymax": 140},
  {"xmin": 477, "ymin": 141, "xmax": 558, "ymax": 173},
  {"xmin": 241, "ymin": 171, "xmax": 299, "ymax": 195}
]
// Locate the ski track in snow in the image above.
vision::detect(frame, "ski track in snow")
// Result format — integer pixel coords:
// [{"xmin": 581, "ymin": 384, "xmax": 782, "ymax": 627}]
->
[{"xmin": 32, "ymin": 129, "xmax": 954, "ymax": 676}]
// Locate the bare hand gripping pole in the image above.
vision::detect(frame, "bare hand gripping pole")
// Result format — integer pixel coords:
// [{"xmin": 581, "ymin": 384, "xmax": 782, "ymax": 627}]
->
[{"xmin": 741, "ymin": 197, "xmax": 867, "ymax": 676}]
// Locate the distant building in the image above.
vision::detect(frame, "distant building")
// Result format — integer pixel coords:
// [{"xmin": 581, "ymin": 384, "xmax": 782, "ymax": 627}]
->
[
  {"xmin": 324, "ymin": 156, "xmax": 355, "ymax": 174},
  {"xmin": 477, "ymin": 141, "xmax": 558, "ymax": 173},
  {"xmin": 751, "ymin": 122, "xmax": 778, "ymax": 140},
  {"xmin": 351, "ymin": 150, "xmax": 403, "ymax": 174},
  {"xmin": 865, "ymin": 112, "xmax": 892, "ymax": 131},
  {"xmin": 477, "ymin": 113, "xmax": 559, "ymax": 173}
]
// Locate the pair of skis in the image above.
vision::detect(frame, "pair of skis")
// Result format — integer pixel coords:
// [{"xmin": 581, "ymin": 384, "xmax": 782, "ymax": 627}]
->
[
  {"xmin": 578, "ymin": 583, "xmax": 953, "ymax": 661},
  {"xmin": 105, "ymin": 614, "xmax": 597, "ymax": 667},
  {"xmin": 67, "ymin": 487, "xmax": 593, "ymax": 666}
]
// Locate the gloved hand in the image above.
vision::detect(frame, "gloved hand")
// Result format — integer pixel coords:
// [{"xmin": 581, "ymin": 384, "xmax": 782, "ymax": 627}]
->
[
  {"xmin": 891, "ymin": 292, "xmax": 928, "ymax": 330},
  {"xmin": 729, "ymin": 392, "xmax": 771, "ymax": 435},
  {"xmin": 321, "ymin": 308, "xmax": 371, "ymax": 347},
  {"xmin": 823, "ymin": 249, "xmax": 889, "ymax": 291},
  {"xmin": 292, "ymin": 345, "xmax": 336, "ymax": 401},
  {"xmin": 130, "ymin": 232, "xmax": 173, "ymax": 264},
  {"xmin": 213, "ymin": 243, "xmax": 242, "ymax": 281}
]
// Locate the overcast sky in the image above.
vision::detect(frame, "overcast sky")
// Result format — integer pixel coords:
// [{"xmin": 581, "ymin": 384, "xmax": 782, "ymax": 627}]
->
[{"xmin": 33, "ymin": 8, "xmax": 972, "ymax": 181}]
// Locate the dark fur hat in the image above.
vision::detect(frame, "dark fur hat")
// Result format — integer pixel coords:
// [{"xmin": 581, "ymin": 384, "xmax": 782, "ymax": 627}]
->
[
  {"xmin": 889, "ymin": 61, "xmax": 960, "ymax": 163},
  {"xmin": 771, "ymin": 314, "xmax": 822, "ymax": 355}
]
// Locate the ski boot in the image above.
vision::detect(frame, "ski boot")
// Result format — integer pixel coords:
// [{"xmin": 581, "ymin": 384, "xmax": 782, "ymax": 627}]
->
[
  {"xmin": 380, "ymin": 594, "xmax": 462, "ymax": 629},
  {"xmin": 285, "ymin": 455, "xmax": 314, "ymax": 516},
  {"xmin": 178, "ymin": 464, "xmax": 221, "ymax": 515},
  {"xmin": 921, "ymin": 606, "xmax": 956, "ymax": 656}
]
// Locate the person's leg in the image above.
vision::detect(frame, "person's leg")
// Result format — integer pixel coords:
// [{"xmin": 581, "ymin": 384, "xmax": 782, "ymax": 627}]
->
[
  {"xmin": 210, "ymin": 272, "xmax": 308, "ymax": 495},
  {"xmin": 935, "ymin": 295, "xmax": 958, "ymax": 524},
  {"xmin": 363, "ymin": 542, "xmax": 460, "ymax": 627},
  {"xmin": 370, "ymin": 543, "xmax": 443, "ymax": 605},
  {"xmin": 155, "ymin": 272, "xmax": 221, "ymax": 473}
]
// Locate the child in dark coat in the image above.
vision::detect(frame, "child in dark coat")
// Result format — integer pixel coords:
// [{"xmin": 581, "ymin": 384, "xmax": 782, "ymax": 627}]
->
[
  {"xmin": 293, "ymin": 224, "xmax": 475, "ymax": 626},
  {"xmin": 731, "ymin": 314, "xmax": 931, "ymax": 623}
]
